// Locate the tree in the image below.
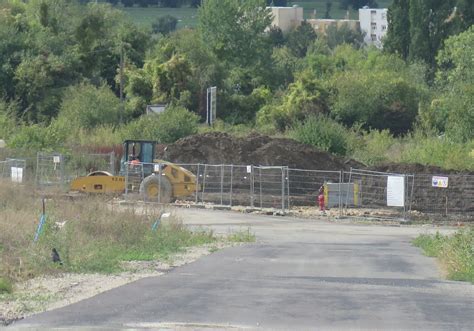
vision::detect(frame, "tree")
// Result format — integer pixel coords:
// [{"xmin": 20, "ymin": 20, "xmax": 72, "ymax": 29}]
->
[
  {"xmin": 339, "ymin": 0, "xmax": 378, "ymax": 10},
  {"xmin": 286, "ymin": 21, "xmax": 317, "ymax": 58},
  {"xmin": 384, "ymin": 0, "xmax": 410, "ymax": 59},
  {"xmin": 324, "ymin": 1, "xmax": 332, "ymax": 19},
  {"xmin": 331, "ymin": 70, "xmax": 420, "ymax": 135},
  {"xmin": 427, "ymin": 27, "xmax": 474, "ymax": 142},
  {"xmin": 152, "ymin": 15, "xmax": 178, "ymax": 35},
  {"xmin": 384, "ymin": 0, "xmax": 474, "ymax": 66},
  {"xmin": 325, "ymin": 23, "xmax": 365, "ymax": 49},
  {"xmin": 198, "ymin": 0, "xmax": 272, "ymax": 68}
]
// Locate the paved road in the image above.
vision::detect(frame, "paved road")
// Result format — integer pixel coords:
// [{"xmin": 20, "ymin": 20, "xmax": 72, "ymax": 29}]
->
[{"xmin": 14, "ymin": 210, "xmax": 474, "ymax": 330}]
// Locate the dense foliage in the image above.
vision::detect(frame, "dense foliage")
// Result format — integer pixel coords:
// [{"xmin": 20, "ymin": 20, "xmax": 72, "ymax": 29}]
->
[{"xmin": 0, "ymin": 0, "xmax": 472, "ymax": 170}]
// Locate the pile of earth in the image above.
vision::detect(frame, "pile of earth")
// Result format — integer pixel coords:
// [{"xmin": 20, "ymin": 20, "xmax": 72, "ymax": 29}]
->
[
  {"xmin": 158, "ymin": 132, "xmax": 362, "ymax": 170},
  {"xmin": 372, "ymin": 163, "xmax": 473, "ymax": 175}
]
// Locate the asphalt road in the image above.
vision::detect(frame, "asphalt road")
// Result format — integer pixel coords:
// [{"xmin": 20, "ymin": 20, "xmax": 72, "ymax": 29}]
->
[{"xmin": 14, "ymin": 209, "xmax": 474, "ymax": 330}]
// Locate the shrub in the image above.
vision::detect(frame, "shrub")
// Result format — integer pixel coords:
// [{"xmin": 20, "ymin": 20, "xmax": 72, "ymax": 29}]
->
[
  {"xmin": 351, "ymin": 130, "xmax": 399, "ymax": 166},
  {"xmin": 56, "ymin": 83, "xmax": 121, "ymax": 131},
  {"xmin": 123, "ymin": 105, "xmax": 199, "ymax": 143},
  {"xmin": 288, "ymin": 115, "xmax": 351, "ymax": 156},
  {"xmin": 400, "ymin": 133, "xmax": 474, "ymax": 171}
]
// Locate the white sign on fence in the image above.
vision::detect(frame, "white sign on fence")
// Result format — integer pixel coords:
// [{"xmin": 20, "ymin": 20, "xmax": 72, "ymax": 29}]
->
[
  {"xmin": 246, "ymin": 165, "xmax": 252, "ymax": 173},
  {"xmin": 53, "ymin": 156, "xmax": 61, "ymax": 164},
  {"xmin": 432, "ymin": 176, "xmax": 448, "ymax": 188},
  {"xmin": 387, "ymin": 175, "xmax": 405, "ymax": 207},
  {"xmin": 11, "ymin": 167, "xmax": 23, "ymax": 183}
]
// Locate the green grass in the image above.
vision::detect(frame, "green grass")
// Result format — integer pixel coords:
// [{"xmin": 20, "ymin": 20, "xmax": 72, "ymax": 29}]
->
[
  {"xmin": 413, "ymin": 229, "xmax": 474, "ymax": 283},
  {"xmin": 0, "ymin": 277, "xmax": 13, "ymax": 294},
  {"xmin": 121, "ymin": 7, "xmax": 198, "ymax": 29}
]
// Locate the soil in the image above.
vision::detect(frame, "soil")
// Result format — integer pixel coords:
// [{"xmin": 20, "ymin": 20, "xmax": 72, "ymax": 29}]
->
[
  {"xmin": 159, "ymin": 132, "xmax": 473, "ymax": 175},
  {"xmin": 372, "ymin": 163, "xmax": 474, "ymax": 175},
  {"xmin": 158, "ymin": 132, "xmax": 363, "ymax": 170}
]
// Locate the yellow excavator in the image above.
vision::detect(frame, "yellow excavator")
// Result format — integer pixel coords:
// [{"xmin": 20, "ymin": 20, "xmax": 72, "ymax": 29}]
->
[{"xmin": 70, "ymin": 140, "xmax": 196, "ymax": 203}]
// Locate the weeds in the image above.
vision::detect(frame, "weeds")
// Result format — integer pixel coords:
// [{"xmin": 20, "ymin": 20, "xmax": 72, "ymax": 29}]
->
[
  {"xmin": 227, "ymin": 228, "xmax": 256, "ymax": 243},
  {"xmin": 413, "ymin": 229, "xmax": 474, "ymax": 283},
  {"xmin": 0, "ymin": 182, "xmax": 216, "ymax": 287},
  {"xmin": 0, "ymin": 278, "xmax": 12, "ymax": 294}
]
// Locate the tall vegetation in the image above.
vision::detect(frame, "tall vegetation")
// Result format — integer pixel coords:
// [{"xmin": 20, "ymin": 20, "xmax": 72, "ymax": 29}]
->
[{"xmin": 0, "ymin": 0, "xmax": 472, "ymax": 170}]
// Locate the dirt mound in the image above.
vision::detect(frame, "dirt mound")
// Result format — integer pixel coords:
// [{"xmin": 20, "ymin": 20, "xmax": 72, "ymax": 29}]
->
[
  {"xmin": 158, "ymin": 132, "xmax": 362, "ymax": 170},
  {"xmin": 372, "ymin": 163, "xmax": 474, "ymax": 175}
]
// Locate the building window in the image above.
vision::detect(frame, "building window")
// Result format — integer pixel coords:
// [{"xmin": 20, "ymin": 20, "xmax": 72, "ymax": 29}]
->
[
  {"xmin": 381, "ymin": 25, "xmax": 387, "ymax": 31},
  {"xmin": 371, "ymin": 34, "xmax": 377, "ymax": 41}
]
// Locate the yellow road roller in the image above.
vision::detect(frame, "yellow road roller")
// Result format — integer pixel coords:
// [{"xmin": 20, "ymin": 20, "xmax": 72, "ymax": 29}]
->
[{"xmin": 70, "ymin": 140, "xmax": 196, "ymax": 203}]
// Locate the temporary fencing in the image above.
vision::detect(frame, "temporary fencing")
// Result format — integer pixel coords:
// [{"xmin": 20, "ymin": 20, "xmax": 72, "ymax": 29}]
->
[
  {"xmin": 1, "ymin": 150, "xmax": 472, "ymax": 220},
  {"xmin": 0, "ymin": 158, "xmax": 27, "ymax": 183},
  {"xmin": 35, "ymin": 151, "xmax": 115, "ymax": 191}
]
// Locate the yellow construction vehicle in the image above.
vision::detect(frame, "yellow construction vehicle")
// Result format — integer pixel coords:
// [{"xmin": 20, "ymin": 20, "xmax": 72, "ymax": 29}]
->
[{"xmin": 70, "ymin": 140, "xmax": 196, "ymax": 203}]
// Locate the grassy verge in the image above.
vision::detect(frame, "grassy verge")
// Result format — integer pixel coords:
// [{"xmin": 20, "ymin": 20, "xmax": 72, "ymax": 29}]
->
[
  {"xmin": 0, "ymin": 181, "xmax": 218, "ymax": 290},
  {"xmin": 413, "ymin": 229, "xmax": 474, "ymax": 283}
]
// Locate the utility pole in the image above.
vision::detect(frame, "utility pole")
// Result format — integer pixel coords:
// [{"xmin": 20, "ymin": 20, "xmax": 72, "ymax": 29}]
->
[{"xmin": 119, "ymin": 42, "xmax": 124, "ymax": 125}]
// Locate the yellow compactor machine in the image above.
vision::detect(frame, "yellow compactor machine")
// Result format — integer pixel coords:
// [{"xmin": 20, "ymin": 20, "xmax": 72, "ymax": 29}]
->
[{"xmin": 70, "ymin": 140, "xmax": 196, "ymax": 203}]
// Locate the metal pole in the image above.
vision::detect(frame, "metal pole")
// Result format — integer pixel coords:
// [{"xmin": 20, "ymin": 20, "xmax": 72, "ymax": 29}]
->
[
  {"xmin": 230, "ymin": 165, "xmax": 233, "ymax": 206},
  {"xmin": 125, "ymin": 162, "xmax": 129, "ymax": 197},
  {"xmin": 119, "ymin": 43, "xmax": 124, "ymax": 125},
  {"xmin": 259, "ymin": 167, "xmax": 262, "ymax": 208},
  {"xmin": 195, "ymin": 163, "xmax": 200, "ymax": 204},
  {"xmin": 338, "ymin": 170, "xmax": 343, "ymax": 218},
  {"xmin": 250, "ymin": 165, "xmax": 254, "ymax": 208},
  {"xmin": 281, "ymin": 167, "xmax": 285, "ymax": 212},
  {"xmin": 220, "ymin": 164, "xmax": 224, "ymax": 205},
  {"xmin": 202, "ymin": 164, "xmax": 207, "ymax": 203},
  {"xmin": 158, "ymin": 163, "xmax": 161, "ymax": 204},
  {"xmin": 286, "ymin": 167, "xmax": 290, "ymax": 211}
]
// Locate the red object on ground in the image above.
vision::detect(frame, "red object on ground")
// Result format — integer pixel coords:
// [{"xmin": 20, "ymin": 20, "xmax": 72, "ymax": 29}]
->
[{"xmin": 318, "ymin": 194, "xmax": 325, "ymax": 211}]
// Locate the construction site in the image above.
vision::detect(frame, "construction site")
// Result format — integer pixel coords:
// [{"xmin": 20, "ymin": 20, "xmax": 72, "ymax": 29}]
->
[{"xmin": 2, "ymin": 132, "xmax": 473, "ymax": 223}]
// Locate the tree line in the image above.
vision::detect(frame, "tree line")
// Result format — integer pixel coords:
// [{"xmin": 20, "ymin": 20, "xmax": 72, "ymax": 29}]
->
[{"xmin": 0, "ymin": 0, "xmax": 472, "ymax": 169}]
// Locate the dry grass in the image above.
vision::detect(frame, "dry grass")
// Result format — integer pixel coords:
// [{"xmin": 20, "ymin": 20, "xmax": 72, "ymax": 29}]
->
[{"xmin": 0, "ymin": 181, "xmax": 216, "ymax": 288}]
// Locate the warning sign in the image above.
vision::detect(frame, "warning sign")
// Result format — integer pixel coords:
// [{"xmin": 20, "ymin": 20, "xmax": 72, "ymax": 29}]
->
[{"xmin": 432, "ymin": 176, "xmax": 448, "ymax": 188}]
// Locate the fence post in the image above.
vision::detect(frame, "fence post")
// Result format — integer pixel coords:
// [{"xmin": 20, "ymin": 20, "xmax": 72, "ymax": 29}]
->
[
  {"xmin": 250, "ymin": 165, "xmax": 254, "ymax": 208},
  {"xmin": 281, "ymin": 167, "xmax": 285, "ymax": 212},
  {"xmin": 202, "ymin": 164, "xmax": 208, "ymax": 204},
  {"xmin": 220, "ymin": 164, "xmax": 224, "ymax": 205},
  {"xmin": 230, "ymin": 165, "xmax": 233, "ymax": 206},
  {"xmin": 259, "ymin": 167, "xmax": 263, "ymax": 208},
  {"xmin": 110, "ymin": 151, "xmax": 115, "ymax": 175},
  {"xmin": 338, "ymin": 170, "xmax": 343, "ymax": 218},
  {"xmin": 158, "ymin": 163, "xmax": 162, "ymax": 204},
  {"xmin": 125, "ymin": 162, "xmax": 129, "ymax": 196},
  {"xmin": 286, "ymin": 167, "xmax": 290, "ymax": 211},
  {"xmin": 195, "ymin": 163, "xmax": 200, "ymax": 204}
]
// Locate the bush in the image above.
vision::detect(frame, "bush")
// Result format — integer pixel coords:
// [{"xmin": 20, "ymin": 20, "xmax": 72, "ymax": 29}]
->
[
  {"xmin": 152, "ymin": 15, "xmax": 178, "ymax": 35},
  {"xmin": 56, "ymin": 83, "xmax": 122, "ymax": 131},
  {"xmin": 331, "ymin": 70, "xmax": 420, "ymax": 135},
  {"xmin": 351, "ymin": 130, "xmax": 399, "ymax": 166},
  {"xmin": 123, "ymin": 105, "xmax": 199, "ymax": 143},
  {"xmin": 400, "ymin": 133, "xmax": 474, "ymax": 171},
  {"xmin": 288, "ymin": 115, "xmax": 351, "ymax": 156}
]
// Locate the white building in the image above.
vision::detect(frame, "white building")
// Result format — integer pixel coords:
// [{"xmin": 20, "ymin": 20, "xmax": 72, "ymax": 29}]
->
[
  {"xmin": 359, "ymin": 7, "xmax": 388, "ymax": 48},
  {"xmin": 267, "ymin": 6, "xmax": 303, "ymax": 32}
]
